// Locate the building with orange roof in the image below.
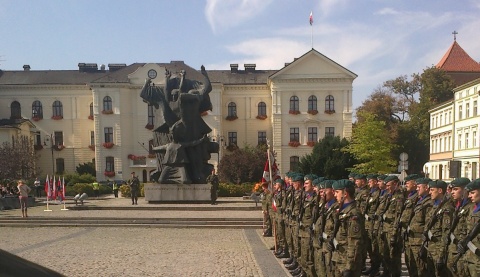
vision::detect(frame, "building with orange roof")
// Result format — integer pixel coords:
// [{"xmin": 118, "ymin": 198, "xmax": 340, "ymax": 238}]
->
[{"xmin": 436, "ymin": 38, "xmax": 480, "ymax": 86}]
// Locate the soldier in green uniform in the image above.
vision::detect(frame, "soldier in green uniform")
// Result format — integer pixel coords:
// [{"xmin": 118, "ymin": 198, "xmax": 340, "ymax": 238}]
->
[
  {"xmin": 261, "ymin": 182, "xmax": 272, "ymax": 237},
  {"xmin": 206, "ymin": 169, "xmax": 219, "ymax": 205},
  {"xmin": 281, "ymin": 172, "xmax": 295, "ymax": 261},
  {"xmin": 423, "ymin": 180, "xmax": 454, "ymax": 277},
  {"xmin": 272, "ymin": 178, "xmax": 287, "ymax": 256},
  {"xmin": 362, "ymin": 174, "xmax": 382, "ymax": 276},
  {"xmin": 372, "ymin": 174, "xmax": 388, "ymax": 275},
  {"xmin": 287, "ymin": 174, "xmax": 305, "ymax": 276},
  {"xmin": 397, "ymin": 174, "xmax": 420, "ymax": 277},
  {"xmin": 446, "ymin": 177, "xmax": 472, "ymax": 277},
  {"xmin": 379, "ymin": 175, "xmax": 406, "ymax": 277},
  {"xmin": 456, "ymin": 178, "xmax": 480, "ymax": 277},
  {"xmin": 328, "ymin": 179, "xmax": 365, "ymax": 277},
  {"xmin": 297, "ymin": 174, "xmax": 317, "ymax": 277}
]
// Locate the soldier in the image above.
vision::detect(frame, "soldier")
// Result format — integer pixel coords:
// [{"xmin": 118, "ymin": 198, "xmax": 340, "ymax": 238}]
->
[
  {"xmin": 297, "ymin": 174, "xmax": 318, "ymax": 277},
  {"xmin": 423, "ymin": 180, "xmax": 454, "ymax": 277},
  {"xmin": 206, "ymin": 169, "xmax": 219, "ymax": 205},
  {"xmin": 280, "ymin": 172, "xmax": 296, "ymax": 262},
  {"xmin": 354, "ymin": 174, "xmax": 369, "ymax": 214},
  {"xmin": 456, "ymin": 178, "xmax": 480, "ymax": 277},
  {"xmin": 261, "ymin": 182, "xmax": 272, "ymax": 237},
  {"xmin": 272, "ymin": 178, "xmax": 287, "ymax": 256},
  {"xmin": 286, "ymin": 174, "xmax": 305, "ymax": 276},
  {"xmin": 127, "ymin": 172, "xmax": 140, "ymax": 205},
  {"xmin": 372, "ymin": 174, "xmax": 388, "ymax": 275},
  {"xmin": 378, "ymin": 175, "xmax": 406, "ymax": 277},
  {"xmin": 446, "ymin": 177, "xmax": 472, "ymax": 277},
  {"xmin": 362, "ymin": 174, "xmax": 381, "ymax": 276},
  {"xmin": 328, "ymin": 179, "xmax": 365, "ymax": 277}
]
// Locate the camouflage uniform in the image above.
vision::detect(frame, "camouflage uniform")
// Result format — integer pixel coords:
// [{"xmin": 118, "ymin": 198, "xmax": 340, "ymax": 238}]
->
[
  {"xmin": 399, "ymin": 189, "xmax": 420, "ymax": 276},
  {"xmin": 316, "ymin": 198, "xmax": 338, "ymax": 277},
  {"xmin": 363, "ymin": 186, "xmax": 381, "ymax": 274},
  {"xmin": 261, "ymin": 188, "xmax": 272, "ymax": 235},
  {"xmin": 272, "ymin": 187, "xmax": 287, "ymax": 253},
  {"xmin": 447, "ymin": 199, "xmax": 473, "ymax": 277},
  {"xmin": 299, "ymin": 190, "xmax": 317, "ymax": 276}
]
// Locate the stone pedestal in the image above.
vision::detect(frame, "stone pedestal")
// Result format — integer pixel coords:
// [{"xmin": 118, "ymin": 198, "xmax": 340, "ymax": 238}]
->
[{"xmin": 144, "ymin": 183, "xmax": 211, "ymax": 202}]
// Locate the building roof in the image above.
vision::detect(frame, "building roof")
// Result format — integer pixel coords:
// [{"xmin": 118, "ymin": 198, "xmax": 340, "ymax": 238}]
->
[
  {"xmin": 0, "ymin": 70, "xmax": 109, "ymax": 85},
  {"xmin": 436, "ymin": 41, "xmax": 480, "ymax": 72}
]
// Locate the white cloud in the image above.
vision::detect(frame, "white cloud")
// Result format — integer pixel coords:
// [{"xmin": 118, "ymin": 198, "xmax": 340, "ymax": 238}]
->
[
  {"xmin": 205, "ymin": 0, "xmax": 273, "ymax": 34},
  {"xmin": 319, "ymin": 0, "xmax": 349, "ymax": 17},
  {"xmin": 375, "ymin": 7, "xmax": 400, "ymax": 15}
]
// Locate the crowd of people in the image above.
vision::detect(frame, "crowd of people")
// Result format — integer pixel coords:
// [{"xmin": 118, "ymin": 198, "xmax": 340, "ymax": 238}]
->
[
  {"xmin": 260, "ymin": 172, "xmax": 480, "ymax": 277},
  {"xmin": 0, "ymin": 183, "xmax": 18, "ymax": 197}
]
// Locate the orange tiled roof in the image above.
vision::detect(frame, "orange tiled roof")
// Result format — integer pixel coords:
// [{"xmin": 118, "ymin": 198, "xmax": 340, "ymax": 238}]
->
[{"xmin": 437, "ymin": 41, "xmax": 480, "ymax": 72}]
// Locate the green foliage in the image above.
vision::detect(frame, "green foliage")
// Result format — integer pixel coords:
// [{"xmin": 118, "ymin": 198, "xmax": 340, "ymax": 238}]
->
[
  {"xmin": 76, "ymin": 162, "xmax": 96, "ymax": 176},
  {"xmin": 297, "ymin": 136, "xmax": 356, "ymax": 179},
  {"xmin": 218, "ymin": 182, "xmax": 255, "ymax": 197},
  {"xmin": 345, "ymin": 111, "xmax": 397, "ymax": 174},
  {"xmin": 69, "ymin": 183, "xmax": 112, "ymax": 196},
  {"xmin": 119, "ymin": 183, "xmax": 145, "ymax": 198},
  {"xmin": 218, "ymin": 145, "xmax": 265, "ymax": 184},
  {"xmin": 0, "ymin": 135, "xmax": 35, "ymax": 180},
  {"xmin": 63, "ymin": 173, "xmax": 96, "ymax": 186}
]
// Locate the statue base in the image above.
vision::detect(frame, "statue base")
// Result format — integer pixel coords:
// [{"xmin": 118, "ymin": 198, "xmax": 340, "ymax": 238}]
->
[{"xmin": 144, "ymin": 183, "xmax": 211, "ymax": 202}]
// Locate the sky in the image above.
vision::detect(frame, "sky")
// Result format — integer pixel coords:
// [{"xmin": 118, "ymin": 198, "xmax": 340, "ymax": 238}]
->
[{"xmin": 1, "ymin": 0, "xmax": 480, "ymax": 110}]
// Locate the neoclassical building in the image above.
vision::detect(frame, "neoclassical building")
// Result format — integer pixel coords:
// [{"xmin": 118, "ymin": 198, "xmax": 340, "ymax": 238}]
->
[{"xmin": 0, "ymin": 49, "xmax": 356, "ymax": 182}]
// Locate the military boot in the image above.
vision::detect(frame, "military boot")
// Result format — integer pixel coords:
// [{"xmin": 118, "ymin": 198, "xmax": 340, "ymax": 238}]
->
[
  {"xmin": 283, "ymin": 257, "xmax": 294, "ymax": 264},
  {"xmin": 289, "ymin": 267, "xmax": 302, "ymax": 276},
  {"xmin": 285, "ymin": 260, "xmax": 298, "ymax": 270}
]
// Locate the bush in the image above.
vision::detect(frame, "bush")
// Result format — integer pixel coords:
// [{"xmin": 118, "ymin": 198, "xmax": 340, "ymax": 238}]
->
[
  {"xmin": 218, "ymin": 182, "xmax": 255, "ymax": 197},
  {"xmin": 66, "ymin": 183, "xmax": 112, "ymax": 196},
  {"xmin": 119, "ymin": 183, "xmax": 145, "ymax": 198},
  {"xmin": 64, "ymin": 173, "xmax": 96, "ymax": 186}
]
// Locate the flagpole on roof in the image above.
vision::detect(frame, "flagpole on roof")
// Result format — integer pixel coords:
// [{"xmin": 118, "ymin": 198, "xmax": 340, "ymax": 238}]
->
[{"xmin": 309, "ymin": 11, "xmax": 313, "ymax": 49}]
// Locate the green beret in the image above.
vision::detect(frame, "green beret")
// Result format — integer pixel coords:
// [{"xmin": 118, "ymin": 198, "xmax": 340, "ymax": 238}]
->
[
  {"xmin": 354, "ymin": 174, "xmax": 366, "ymax": 180},
  {"xmin": 450, "ymin": 177, "xmax": 470, "ymax": 187},
  {"xmin": 404, "ymin": 174, "xmax": 420, "ymax": 182},
  {"xmin": 377, "ymin": 174, "xmax": 387, "ymax": 181},
  {"xmin": 274, "ymin": 179, "xmax": 285, "ymax": 187},
  {"xmin": 291, "ymin": 174, "xmax": 304, "ymax": 182},
  {"xmin": 466, "ymin": 179, "xmax": 480, "ymax": 192},
  {"xmin": 366, "ymin": 174, "xmax": 378, "ymax": 180},
  {"xmin": 323, "ymin": 180, "xmax": 335, "ymax": 189},
  {"xmin": 286, "ymin": 171, "xmax": 295, "ymax": 178},
  {"xmin": 332, "ymin": 179, "xmax": 355, "ymax": 190},
  {"xmin": 313, "ymin": 177, "xmax": 325, "ymax": 187},
  {"xmin": 428, "ymin": 180, "xmax": 448, "ymax": 190},
  {"xmin": 416, "ymin": 177, "xmax": 432, "ymax": 185},
  {"xmin": 384, "ymin": 175, "xmax": 399, "ymax": 183},
  {"xmin": 304, "ymin": 174, "xmax": 316, "ymax": 181},
  {"xmin": 348, "ymin": 172, "xmax": 356, "ymax": 178}
]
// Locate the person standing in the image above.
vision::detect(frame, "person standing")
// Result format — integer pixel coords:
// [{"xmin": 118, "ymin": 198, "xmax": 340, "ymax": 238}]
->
[
  {"xmin": 128, "ymin": 172, "xmax": 140, "ymax": 205},
  {"xmin": 92, "ymin": 180, "xmax": 100, "ymax": 199},
  {"xmin": 17, "ymin": 180, "xmax": 31, "ymax": 218},
  {"xmin": 261, "ymin": 182, "xmax": 272, "ymax": 236},
  {"xmin": 33, "ymin": 178, "xmax": 41, "ymax": 198},
  {"xmin": 206, "ymin": 169, "xmax": 219, "ymax": 205},
  {"xmin": 112, "ymin": 180, "xmax": 119, "ymax": 198}
]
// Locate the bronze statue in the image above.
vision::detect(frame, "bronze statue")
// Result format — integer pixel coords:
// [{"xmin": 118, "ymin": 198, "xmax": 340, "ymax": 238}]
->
[{"xmin": 140, "ymin": 66, "xmax": 218, "ymax": 184}]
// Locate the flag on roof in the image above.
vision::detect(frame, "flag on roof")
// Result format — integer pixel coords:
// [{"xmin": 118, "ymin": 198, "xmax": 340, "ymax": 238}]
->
[{"xmin": 309, "ymin": 11, "xmax": 313, "ymax": 26}]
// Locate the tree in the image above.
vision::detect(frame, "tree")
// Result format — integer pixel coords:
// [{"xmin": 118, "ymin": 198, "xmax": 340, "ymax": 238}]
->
[
  {"xmin": 297, "ymin": 136, "xmax": 356, "ymax": 179},
  {"xmin": 76, "ymin": 161, "xmax": 96, "ymax": 176},
  {"xmin": 344, "ymin": 111, "xmax": 397, "ymax": 174},
  {"xmin": 0, "ymin": 135, "xmax": 36, "ymax": 180},
  {"xmin": 217, "ymin": 145, "xmax": 266, "ymax": 184}
]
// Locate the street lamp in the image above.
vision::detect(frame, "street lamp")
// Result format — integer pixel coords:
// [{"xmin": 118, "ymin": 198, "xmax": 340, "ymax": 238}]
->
[{"xmin": 44, "ymin": 134, "xmax": 55, "ymax": 176}]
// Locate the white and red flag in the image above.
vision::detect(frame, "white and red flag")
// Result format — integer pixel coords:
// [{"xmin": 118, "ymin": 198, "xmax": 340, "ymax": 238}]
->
[
  {"xmin": 44, "ymin": 175, "xmax": 50, "ymax": 199},
  {"xmin": 52, "ymin": 176, "xmax": 56, "ymax": 199},
  {"xmin": 261, "ymin": 150, "xmax": 280, "ymax": 183},
  {"xmin": 309, "ymin": 11, "xmax": 313, "ymax": 26},
  {"xmin": 62, "ymin": 176, "xmax": 66, "ymax": 201}
]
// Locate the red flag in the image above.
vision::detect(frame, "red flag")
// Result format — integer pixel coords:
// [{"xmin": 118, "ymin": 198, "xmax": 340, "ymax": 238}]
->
[
  {"xmin": 44, "ymin": 175, "xmax": 50, "ymax": 198},
  {"xmin": 62, "ymin": 176, "xmax": 66, "ymax": 200},
  {"xmin": 272, "ymin": 199, "xmax": 277, "ymax": 212},
  {"xmin": 261, "ymin": 151, "xmax": 280, "ymax": 183},
  {"xmin": 309, "ymin": 11, "xmax": 313, "ymax": 26},
  {"xmin": 52, "ymin": 176, "xmax": 56, "ymax": 199}
]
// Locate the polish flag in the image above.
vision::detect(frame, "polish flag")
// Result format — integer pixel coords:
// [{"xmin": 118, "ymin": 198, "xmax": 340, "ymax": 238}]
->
[
  {"xmin": 261, "ymin": 151, "xmax": 280, "ymax": 183},
  {"xmin": 309, "ymin": 11, "xmax": 313, "ymax": 26},
  {"xmin": 52, "ymin": 176, "xmax": 57, "ymax": 200},
  {"xmin": 44, "ymin": 175, "xmax": 50, "ymax": 198},
  {"xmin": 62, "ymin": 176, "xmax": 66, "ymax": 201},
  {"xmin": 272, "ymin": 199, "xmax": 277, "ymax": 212}
]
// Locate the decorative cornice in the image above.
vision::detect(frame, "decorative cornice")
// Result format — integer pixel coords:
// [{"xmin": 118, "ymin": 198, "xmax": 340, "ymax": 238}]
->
[{"xmin": 273, "ymin": 78, "xmax": 352, "ymax": 84}]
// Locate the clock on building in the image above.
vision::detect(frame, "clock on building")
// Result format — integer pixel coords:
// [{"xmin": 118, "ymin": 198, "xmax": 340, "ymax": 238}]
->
[{"xmin": 147, "ymin": 69, "xmax": 157, "ymax": 79}]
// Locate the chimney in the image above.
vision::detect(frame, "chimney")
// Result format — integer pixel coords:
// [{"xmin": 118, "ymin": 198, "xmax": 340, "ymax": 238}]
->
[
  {"xmin": 23, "ymin": 65, "xmax": 31, "ymax": 71},
  {"xmin": 108, "ymin": 63, "xmax": 127, "ymax": 72},
  {"xmin": 230, "ymin": 64, "xmax": 238, "ymax": 73},
  {"xmin": 244, "ymin": 64, "xmax": 256, "ymax": 73},
  {"xmin": 78, "ymin": 63, "xmax": 98, "ymax": 72}
]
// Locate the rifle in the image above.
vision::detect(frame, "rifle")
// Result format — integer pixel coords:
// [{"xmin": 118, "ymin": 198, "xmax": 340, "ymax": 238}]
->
[
  {"xmin": 452, "ymin": 216, "xmax": 480, "ymax": 272},
  {"xmin": 418, "ymin": 194, "xmax": 450, "ymax": 261}
]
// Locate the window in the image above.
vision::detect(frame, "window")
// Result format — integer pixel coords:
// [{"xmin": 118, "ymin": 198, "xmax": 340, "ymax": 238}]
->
[
  {"xmin": 289, "ymin": 96, "xmax": 299, "ymax": 111},
  {"xmin": 149, "ymin": 139, "xmax": 154, "ymax": 155},
  {"xmin": 474, "ymin": 101, "xmax": 478, "ymax": 116},
  {"xmin": 458, "ymin": 134, "xmax": 462, "ymax": 149},
  {"xmin": 290, "ymin": 156, "xmax": 300, "ymax": 171},
  {"xmin": 448, "ymin": 136, "xmax": 451, "ymax": 151},
  {"xmin": 148, "ymin": 104, "xmax": 154, "ymax": 126},
  {"xmin": 440, "ymin": 138, "xmax": 443, "ymax": 152},
  {"xmin": 56, "ymin": 158, "xmax": 65, "ymax": 174},
  {"xmin": 258, "ymin": 102, "xmax": 267, "ymax": 116},
  {"xmin": 290, "ymin": 127, "xmax": 299, "ymax": 142},
  {"xmin": 103, "ymin": 96, "xmax": 112, "ymax": 111},
  {"xmin": 458, "ymin": 105, "xmax": 463, "ymax": 120},
  {"xmin": 308, "ymin": 95, "xmax": 317, "ymax": 111},
  {"xmin": 444, "ymin": 137, "xmax": 447, "ymax": 152},
  {"xmin": 35, "ymin": 133, "xmax": 41, "ymax": 146},
  {"xmin": 227, "ymin": 102, "xmax": 237, "ymax": 117},
  {"xmin": 258, "ymin": 131, "xmax": 267, "ymax": 145},
  {"xmin": 474, "ymin": 131, "xmax": 477, "ymax": 147},
  {"xmin": 32, "ymin": 100, "xmax": 43, "ymax": 119},
  {"xmin": 325, "ymin": 95, "xmax": 334, "ymax": 112},
  {"xmin": 439, "ymin": 115, "xmax": 442, "ymax": 126},
  {"xmin": 228, "ymin": 132, "xmax": 237, "ymax": 146},
  {"xmin": 90, "ymin": 131, "xmax": 95, "ymax": 146},
  {"xmin": 54, "ymin": 131, "xmax": 64, "ymax": 146},
  {"xmin": 104, "ymin": 127, "xmax": 113, "ymax": 143},
  {"xmin": 11, "ymin": 101, "xmax": 21, "ymax": 119},
  {"xmin": 308, "ymin": 127, "xmax": 317, "ymax": 142},
  {"xmin": 89, "ymin": 103, "xmax": 93, "ymax": 118},
  {"xmin": 325, "ymin": 127, "xmax": 335, "ymax": 137},
  {"xmin": 448, "ymin": 111, "xmax": 452, "ymax": 123},
  {"xmin": 465, "ymin": 133, "xmax": 469, "ymax": 148},
  {"xmin": 466, "ymin": 103, "xmax": 470, "ymax": 118},
  {"xmin": 52, "ymin": 100, "xmax": 63, "ymax": 117},
  {"xmin": 105, "ymin": 156, "xmax": 114, "ymax": 172}
]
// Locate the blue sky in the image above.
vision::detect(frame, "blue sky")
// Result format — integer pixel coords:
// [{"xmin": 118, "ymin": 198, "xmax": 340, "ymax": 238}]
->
[{"xmin": 1, "ymin": 0, "xmax": 480, "ymax": 110}]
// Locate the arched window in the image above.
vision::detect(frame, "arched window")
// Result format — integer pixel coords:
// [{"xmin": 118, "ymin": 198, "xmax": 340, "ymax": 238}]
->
[
  {"xmin": 289, "ymin": 96, "xmax": 299, "ymax": 112},
  {"xmin": 89, "ymin": 103, "xmax": 94, "ymax": 117},
  {"xmin": 290, "ymin": 156, "xmax": 300, "ymax": 171},
  {"xmin": 11, "ymin": 101, "xmax": 21, "ymax": 119},
  {"xmin": 258, "ymin": 102, "xmax": 267, "ymax": 116},
  {"xmin": 227, "ymin": 102, "xmax": 237, "ymax": 117},
  {"xmin": 52, "ymin": 101, "xmax": 63, "ymax": 117},
  {"xmin": 32, "ymin": 100, "xmax": 43, "ymax": 119},
  {"xmin": 105, "ymin": 156, "xmax": 115, "ymax": 172},
  {"xmin": 103, "ymin": 96, "xmax": 112, "ymax": 112},
  {"xmin": 308, "ymin": 95, "xmax": 317, "ymax": 111},
  {"xmin": 325, "ymin": 95, "xmax": 334, "ymax": 112}
]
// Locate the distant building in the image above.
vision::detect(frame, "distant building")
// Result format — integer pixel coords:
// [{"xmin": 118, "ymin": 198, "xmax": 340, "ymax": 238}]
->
[{"xmin": 0, "ymin": 49, "xmax": 356, "ymax": 182}]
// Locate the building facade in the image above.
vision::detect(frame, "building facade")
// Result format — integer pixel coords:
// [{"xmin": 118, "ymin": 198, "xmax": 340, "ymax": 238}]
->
[{"xmin": 0, "ymin": 49, "xmax": 356, "ymax": 182}]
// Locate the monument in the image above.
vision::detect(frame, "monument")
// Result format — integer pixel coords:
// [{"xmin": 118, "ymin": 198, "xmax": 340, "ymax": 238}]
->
[{"xmin": 140, "ymin": 66, "xmax": 219, "ymax": 202}]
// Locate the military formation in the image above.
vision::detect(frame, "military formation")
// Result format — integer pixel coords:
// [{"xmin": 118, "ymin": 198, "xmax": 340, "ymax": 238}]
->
[{"xmin": 260, "ymin": 172, "xmax": 480, "ymax": 277}]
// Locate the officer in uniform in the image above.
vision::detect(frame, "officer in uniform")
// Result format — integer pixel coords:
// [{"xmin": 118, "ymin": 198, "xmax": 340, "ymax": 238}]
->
[
  {"xmin": 272, "ymin": 178, "xmax": 287, "ymax": 256},
  {"xmin": 423, "ymin": 180, "xmax": 454, "ymax": 277},
  {"xmin": 297, "ymin": 174, "xmax": 317, "ymax": 277},
  {"xmin": 446, "ymin": 177, "xmax": 472, "ymax": 277},
  {"xmin": 456, "ymin": 178, "xmax": 480, "ymax": 277},
  {"xmin": 261, "ymin": 182, "xmax": 272, "ymax": 236},
  {"xmin": 362, "ymin": 174, "xmax": 381, "ymax": 276},
  {"xmin": 328, "ymin": 179, "xmax": 365, "ymax": 277},
  {"xmin": 379, "ymin": 175, "xmax": 405, "ymax": 277},
  {"xmin": 286, "ymin": 174, "xmax": 305, "ymax": 276},
  {"xmin": 281, "ymin": 172, "xmax": 296, "ymax": 262},
  {"xmin": 372, "ymin": 174, "xmax": 388, "ymax": 275},
  {"xmin": 206, "ymin": 169, "xmax": 219, "ymax": 205},
  {"xmin": 128, "ymin": 172, "xmax": 140, "ymax": 205},
  {"xmin": 397, "ymin": 174, "xmax": 420, "ymax": 276}
]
